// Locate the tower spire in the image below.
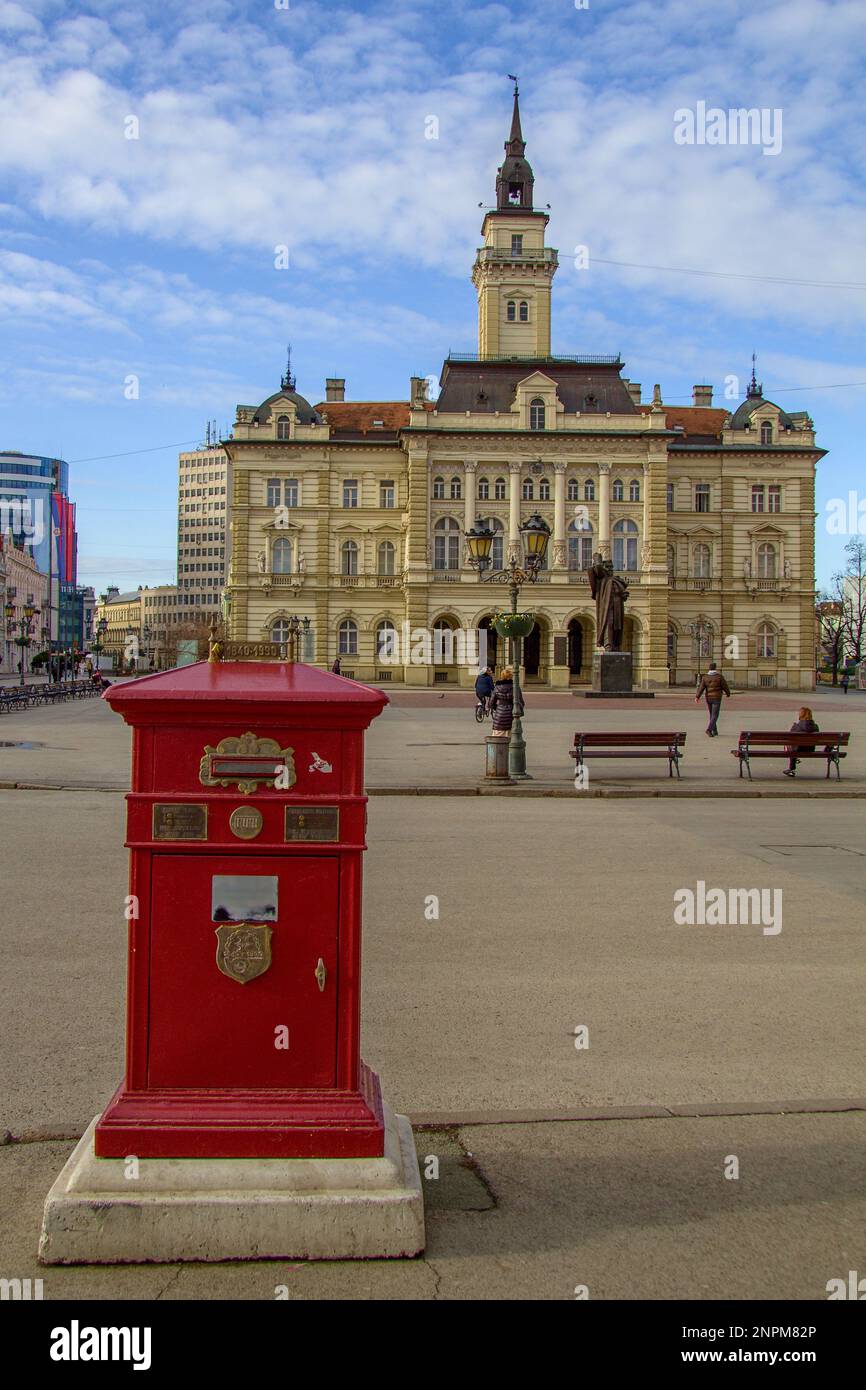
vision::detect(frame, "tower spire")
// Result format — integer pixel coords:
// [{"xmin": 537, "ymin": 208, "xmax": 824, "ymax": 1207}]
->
[
  {"xmin": 747, "ymin": 352, "xmax": 762, "ymax": 399},
  {"xmin": 506, "ymin": 75, "xmax": 525, "ymax": 154},
  {"xmin": 281, "ymin": 343, "xmax": 295, "ymax": 392},
  {"xmin": 495, "ymin": 81, "xmax": 534, "ymax": 210}
]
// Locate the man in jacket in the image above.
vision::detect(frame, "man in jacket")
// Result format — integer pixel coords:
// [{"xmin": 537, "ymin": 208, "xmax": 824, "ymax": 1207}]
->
[
  {"xmin": 474, "ymin": 665, "xmax": 495, "ymax": 713},
  {"xmin": 695, "ymin": 661, "xmax": 731, "ymax": 736}
]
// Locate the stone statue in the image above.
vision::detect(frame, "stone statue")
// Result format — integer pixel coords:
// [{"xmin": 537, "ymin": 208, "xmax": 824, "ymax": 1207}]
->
[
  {"xmin": 587, "ymin": 553, "xmax": 629, "ymax": 651},
  {"xmin": 257, "ymin": 551, "xmax": 267, "ymax": 574},
  {"xmin": 297, "ymin": 551, "xmax": 306, "ymax": 574}
]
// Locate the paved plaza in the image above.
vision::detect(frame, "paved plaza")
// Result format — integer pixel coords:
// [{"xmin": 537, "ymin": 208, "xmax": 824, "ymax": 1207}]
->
[{"xmin": 1, "ymin": 689, "xmax": 864, "ymax": 1298}]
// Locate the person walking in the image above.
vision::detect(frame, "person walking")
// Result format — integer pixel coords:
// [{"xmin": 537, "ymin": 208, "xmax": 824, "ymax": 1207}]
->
[
  {"xmin": 331, "ymin": 657, "xmax": 341, "ymax": 675},
  {"xmin": 474, "ymin": 664, "xmax": 495, "ymax": 716},
  {"xmin": 841, "ymin": 670, "xmax": 850, "ymax": 694},
  {"xmin": 490, "ymin": 665, "xmax": 523, "ymax": 737},
  {"xmin": 783, "ymin": 706, "xmax": 820, "ymax": 777},
  {"xmin": 695, "ymin": 660, "xmax": 731, "ymax": 737}
]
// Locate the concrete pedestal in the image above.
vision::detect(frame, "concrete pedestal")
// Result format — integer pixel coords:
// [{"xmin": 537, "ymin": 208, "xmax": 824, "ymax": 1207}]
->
[
  {"xmin": 592, "ymin": 650, "xmax": 633, "ymax": 694},
  {"xmin": 40, "ymin": 1104, "xmax": 424, "ymax": 1264}
]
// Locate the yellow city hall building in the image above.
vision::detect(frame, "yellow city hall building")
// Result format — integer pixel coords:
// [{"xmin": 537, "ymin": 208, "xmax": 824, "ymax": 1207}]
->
[{"xmin": 224, "ymin": 90, "xmax": 822, "ymax": 691}]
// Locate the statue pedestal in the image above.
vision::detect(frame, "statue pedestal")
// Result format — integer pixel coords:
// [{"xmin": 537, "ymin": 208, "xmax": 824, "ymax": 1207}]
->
[{"xmin": 591, "ymin": 651, "xmax": 633, "ymax": 694}]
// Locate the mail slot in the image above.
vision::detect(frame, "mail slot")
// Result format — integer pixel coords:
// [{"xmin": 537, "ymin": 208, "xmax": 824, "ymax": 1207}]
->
[{"xmin": 94, "ymin": 658, "xmax": 388, "ymax": 1160}]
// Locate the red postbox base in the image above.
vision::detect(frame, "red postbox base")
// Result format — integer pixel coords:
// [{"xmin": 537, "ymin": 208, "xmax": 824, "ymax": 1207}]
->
[
  {"xmin": 39, "ymin": 660, "xmax": 425, "ymax": 1261},
  {"xmin": 94, "ymin": 1060, "xmax": 385, "ymax": 1159}
]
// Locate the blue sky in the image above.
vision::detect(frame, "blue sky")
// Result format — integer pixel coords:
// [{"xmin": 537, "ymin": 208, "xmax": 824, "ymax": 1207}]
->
[{"xmin": 0, "ymin": 0, "xmax": 863, "ymax": 592}]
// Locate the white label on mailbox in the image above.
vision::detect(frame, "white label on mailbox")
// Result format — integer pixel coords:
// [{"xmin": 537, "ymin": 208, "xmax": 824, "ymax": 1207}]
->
[{"xmin": 309, "ymin": 752, "xmax": 333, "ymax": 774}]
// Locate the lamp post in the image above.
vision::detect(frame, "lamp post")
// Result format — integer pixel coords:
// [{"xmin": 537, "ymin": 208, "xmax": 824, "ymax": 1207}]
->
[
  {"xmin": 93, "ymin": 617, "xmax": 108, "ymax": 671},
  {"xmin": 5, "ymin": 592, "xmax": 39, "ymax": 686},
  {"xmin": 282, "ymin": 614, "xmax": 312, "ymax": 663},
  {"xmin": 125, "ymin": 624, "xmax": 137, "ymax": 673},
  {"xmin": 466, "ymin": 512, "xmax": 551, "ymax": 778}
]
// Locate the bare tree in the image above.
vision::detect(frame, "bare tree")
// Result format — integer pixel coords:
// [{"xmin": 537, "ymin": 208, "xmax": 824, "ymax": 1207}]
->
[
  {"xmin": 832, "ymin": 538, "xmax": 866, "ymax": 667},
  {"xmin": 816, "ymin": 595, "xmax": 844, "ymax": 684}
]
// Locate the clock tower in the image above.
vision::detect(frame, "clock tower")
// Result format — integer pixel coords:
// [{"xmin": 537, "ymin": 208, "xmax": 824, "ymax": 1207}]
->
[{"xmin": 471, "ymin": 84, "xmax": 558, "ymax": 358}]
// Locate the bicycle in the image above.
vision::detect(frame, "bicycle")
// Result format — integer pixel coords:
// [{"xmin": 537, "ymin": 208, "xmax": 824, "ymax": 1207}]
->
[{"xmin": 474, "ymin": 696, "xmax": 492, "ymax": 723}]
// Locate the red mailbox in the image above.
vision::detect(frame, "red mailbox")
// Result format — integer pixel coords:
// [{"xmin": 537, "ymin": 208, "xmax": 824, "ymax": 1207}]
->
[{"xmin": 95, "ymin": 659, "xmax": 389, "ymax": 1161}]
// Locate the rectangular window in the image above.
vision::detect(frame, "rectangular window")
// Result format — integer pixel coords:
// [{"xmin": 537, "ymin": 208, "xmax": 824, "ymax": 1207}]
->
[
  {"xmin": 343, "ymin": 479, "xmax": 358, "ymax": 508},
  {"xmin": 380, "ymin": 481, "xmax": 395, "ymax": 508},
  {"xmin": 511, "ymin": 234, "xmax": 523, "ymax": 256},
  {"xmin": 285, "ymin": 480, "xmax": 298, "ymax": 508},
  {"xmin": 752, "ymin": 485, "xmax": 765, "ymax": 512},
  {"xmin": 768, "ymin": 485, "xmax": 781, "ymax": 513},
  {"xmin": 666, "ymin": 483, "xmax": 674, "ymax": 512},
  {"xmin": 694, "ymin": 483, "xmax": 710, "ymax": 513}
]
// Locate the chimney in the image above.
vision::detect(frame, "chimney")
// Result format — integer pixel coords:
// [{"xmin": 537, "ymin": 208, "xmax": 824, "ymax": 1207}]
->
[
  {"xmin": 626, "ymin": 381, "xmax": 642, "ymax": 406},
  {"xmin": 325, "ymin": 378, "xmax": 345, "ymax": 402},
  {"xmin": 692, "ymin": 384, "xmax": 713, "ymax": 407},
  {"xmin": 652, "ymin": 383, "xmax": 663, "ymax": 405},
  {"xmin": 410, "ymin": 376, "xmax": 429, "ymax": 407}
]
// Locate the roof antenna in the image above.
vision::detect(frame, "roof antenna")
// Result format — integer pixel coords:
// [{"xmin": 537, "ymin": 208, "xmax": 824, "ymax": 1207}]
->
[{"xmin": 281, "ymin": 343, "xmax": 296, "ymax": 392}]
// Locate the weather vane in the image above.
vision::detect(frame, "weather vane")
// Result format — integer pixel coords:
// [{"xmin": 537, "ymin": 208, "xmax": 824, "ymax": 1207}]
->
[{"xmin": 508, "ymin": 73, "xmax": 519, "ymax": 94}]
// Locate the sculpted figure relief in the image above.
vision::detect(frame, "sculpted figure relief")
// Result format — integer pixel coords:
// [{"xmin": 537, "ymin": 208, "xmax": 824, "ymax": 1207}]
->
[{"xmin": 587, "ymin": 552, "xmax": 629, "ymax": 652}]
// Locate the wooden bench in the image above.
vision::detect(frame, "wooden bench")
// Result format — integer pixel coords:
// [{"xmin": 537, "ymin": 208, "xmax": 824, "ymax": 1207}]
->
[
  {"xmin": 732, "ymin": 730, "xmax": 850, "ymax": 781},
  {"xmin": 570, "ymin": 731, "xmax": 687, "ymax": 780}
]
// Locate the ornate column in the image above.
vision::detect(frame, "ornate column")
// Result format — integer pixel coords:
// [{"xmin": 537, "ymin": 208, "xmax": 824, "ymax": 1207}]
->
[
  {"xmin": 508, "ymin": 460, "xmax": 521, "ymax": 562},
  {"xmin": 641, "ymin": 462, "xmax": 650, "ymax": 571},
  {"xmin": 463, "ymin": 461, "xmax": 477, "ymax": 543},
  {"xmin": 598, "ymin": 462, "xmax": 611, "ymax": 560},
  {"xmin": 553, "ymin": 463, "xmax": 567, "ymax": 568}
]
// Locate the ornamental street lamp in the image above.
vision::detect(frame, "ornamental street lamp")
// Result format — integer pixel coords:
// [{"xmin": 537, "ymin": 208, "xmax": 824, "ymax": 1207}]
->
[
  {"xmin": 6, "ymin": 593, "xmax": 40, "ymax": 686},
  {"xmin": 282, "ymin": 613, "xmax": 312, "ymax": 663},
  {"xmin": 93, "ymin": 617, "xmax": 108, "ymax": 670},
  {"xmin": 466, "ymin": 512, "xmax": 551, "ymax": 778}
]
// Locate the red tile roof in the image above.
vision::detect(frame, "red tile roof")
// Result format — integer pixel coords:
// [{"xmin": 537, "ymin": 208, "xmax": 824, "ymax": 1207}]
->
[
  {"xmin": 637, "ymin": 404, "xmax": 729, "ymax": 439},
  {"xmin": 314, "ymin": 401, "xmax": 435, "ymax": 433}
]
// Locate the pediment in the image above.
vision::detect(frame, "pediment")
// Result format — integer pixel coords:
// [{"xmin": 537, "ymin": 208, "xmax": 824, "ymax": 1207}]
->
[{"xmin": 517, "ymin": 371, "xmax": 558, "ymax": 391}]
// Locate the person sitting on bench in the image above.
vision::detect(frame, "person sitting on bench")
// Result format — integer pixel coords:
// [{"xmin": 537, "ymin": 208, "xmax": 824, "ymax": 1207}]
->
[{"xmin": 783, "ymin": 707, "xmax": 819, "ymax": 776}]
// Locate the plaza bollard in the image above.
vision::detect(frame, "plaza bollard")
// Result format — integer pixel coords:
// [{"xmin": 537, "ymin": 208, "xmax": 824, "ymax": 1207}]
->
[{"xmin": 485, "ymin": 733, "xmax": 515, "ymax": 781}]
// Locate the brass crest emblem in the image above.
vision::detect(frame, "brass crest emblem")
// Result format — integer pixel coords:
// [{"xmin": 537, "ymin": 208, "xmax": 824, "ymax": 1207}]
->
[
  {"xmin": 199, "ymin": 731, "xmax": 296, "ymax": 794},
  {"xmin": 214, "ymin": 924, "xmax": 273, "ymax": 984}
]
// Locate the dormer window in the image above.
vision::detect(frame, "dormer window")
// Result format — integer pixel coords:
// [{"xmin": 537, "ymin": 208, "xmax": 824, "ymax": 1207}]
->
[
  {"xmin": 506, "ymin": 301, "xmax": 516, "ymax": 322},
  {"xmin": 511, "ymin": 234, "xmax": 523, "ymax": 256},
  {"xmin": 276, "ymin": 415, "xmax": 290, "ymax": 441},
  {"xmin": 529, "ymin": 398, "xmax": 545, "ymax": 431},
  {"xmin": 760, "ymin": 420, "xmax": 773, "ymax": 444}
]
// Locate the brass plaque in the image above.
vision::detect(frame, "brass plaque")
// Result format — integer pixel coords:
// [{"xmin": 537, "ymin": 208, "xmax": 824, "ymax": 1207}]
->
[
  {"xmin": 215, "ymin": 924, "xmax": 273, "ymax": 984},
  {"xmin": 285, "ymin": 806, "xmax": 340, "ymax": 842},
  {"xmin": 152, "ymin": 803, "xmax": 207, "ymax": 841},
  {"xmin": 199, "ymin": 731, "xmax": 296, "ymax": 794},
  {"xmin": 219, "ymin": 641, "xmax": 283, "ymax": 661},
  {"xmin": 229, "ymin": 805, "xmax": 264, "ymax": 840}
]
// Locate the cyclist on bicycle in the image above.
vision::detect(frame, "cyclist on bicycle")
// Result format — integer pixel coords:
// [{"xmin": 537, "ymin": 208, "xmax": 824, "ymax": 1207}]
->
[{"xmin": 474, "ymin": 665, "xmax": 495, "ymax": 717}]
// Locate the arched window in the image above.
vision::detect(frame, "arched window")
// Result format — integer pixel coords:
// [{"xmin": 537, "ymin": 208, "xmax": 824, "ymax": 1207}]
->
[
  {"xmin": 529, "ymin": 398, "xmax": 545, "ymax": 431},
  {"xmin": 757, "ymin": 542, "xmax": 776, "ymax": 579},
  {"xmin": 433, "ymin": 618, "xmax": 456, "ymax": 663},
  {"xmin": 567, "ymin": 478, "xmax": 579, "ymax": 502},
  {"xmin": 433, "ymin": 517, "xmax": 461, "ymax": 570},
  {"xmin": 612, "ymin": 478, "xmax": 624, "ymax": 502},
  {"xmin": 276, "ymin": 415, "xmax": 290, "ymax": 441},
  {"xmin": 266, "ymin": 479, "xmax": 281, "ymax": 508},
  {"xmin": 519, "ymin": 301, "xmax": 529, "ymax": 322},
  {"xmin": 284, "ymin": 479, "xmax": 299, "ymax": 507},
  {"xmin": 522, "ymin": 478, "xmax": 534, "ymax": 500},
  {"xmin": 629, "ymin": 479, "xmax": 640, "ymax": 502},
  {"xmin": 271, "ymin": 619, "xmax": 290, "ymax": 646},
  {"xmin": 539, "ymin": 478, "xmax": 550, "ymax": 501},
  {"xmin": 273, "ymin": 537, "xmax": 293, "ymax": 574},
  {"xmin": 612, "ymin": 518, "xmax": 638, "ymax": 571},
  {"xmin": 338, "ymin": 619, "xmax": 358, "ymax": 655},
  {"xmin": 432, "ymin": 476, "xmax": 445, "ymax": 500},
  {"xmin": 568, "ymin": 518, "xmax": 594, "ymax": 571},
  {"xmin": 584, "ymin": 479, "xmax": 595, "ymax": 502},
  {"xmin": 506, "ymin": 301, "xmax": 516, "ymax": 322},
  {"xmin": 692, "ymin": 620, "xmax": 713, "ymax": 661},
  {"xmin": 761, "ymin": 420, "xmax": 773, "ymax": 445},
  {"xmin": 480, "ymin": 517, "xmax": 505, "ymax": 570},
  {"xmin": 341, "ymin": 540, "xmax": 358, "ymax": 576},
  {"xmin": 378, "ymin": 541, "xmax": 395, "ymax": 576},
  {"xmin": 450, "ymin": 477, "xmax": 462, "ymax": 500},
  {"xmin": 494, "ymin": 477, "xmax": 506, "ymax": 500},
  {"xmin": 376, "ymin": 619, "xmax": 397, "ymax": 658},
  {"xmin": 693, "ymin": 543, "xmax": 711, "ymax": 579},
  {"xmin": 757, "ymin": 621, "xmax": 777, "ymax": 658},
  {"xmin": 477, "ymin": 476, "xmax": 489, "ymax": 501}
]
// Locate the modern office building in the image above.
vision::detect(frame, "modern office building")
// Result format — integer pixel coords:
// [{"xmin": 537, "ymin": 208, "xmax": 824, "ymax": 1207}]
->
[
  {"xmin": 0, "ymin": 452, "xmax": 79, "ymax": 649},
  {"xmin": 177, "ymin": 432, "xmax": 230, "ymax": 625}
]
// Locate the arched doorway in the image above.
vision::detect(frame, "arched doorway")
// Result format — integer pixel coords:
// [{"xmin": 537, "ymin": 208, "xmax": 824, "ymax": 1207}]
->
[
  {"xmin": 523, "ymin": 617, "xmax": 547, "ymax": 681},
  {"xmin": 478, "ymin": 615, "xmax": 499, "ymax": 671},
  {"xmin": 568, "ymin": 618, "xmax": 584, "ymax": 680}
]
